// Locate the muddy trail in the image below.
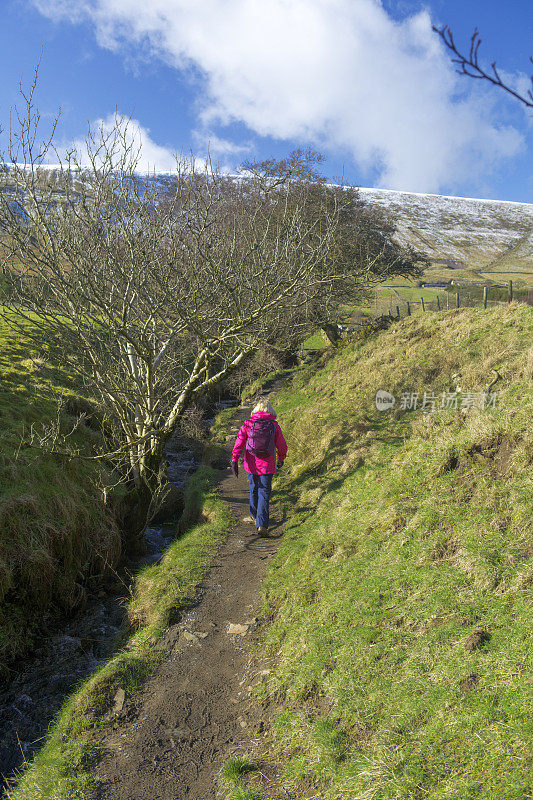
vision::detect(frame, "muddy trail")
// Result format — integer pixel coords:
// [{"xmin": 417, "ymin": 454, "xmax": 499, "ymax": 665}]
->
[{"xmin": 90, "ymin": 399, "xmax": 284, "ymax": 800}]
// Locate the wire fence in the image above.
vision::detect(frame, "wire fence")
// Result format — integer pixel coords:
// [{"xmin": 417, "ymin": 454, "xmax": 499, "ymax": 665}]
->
[{"xmin": 373, "ymin": 281, "xmax": 532, "ymax": 319}]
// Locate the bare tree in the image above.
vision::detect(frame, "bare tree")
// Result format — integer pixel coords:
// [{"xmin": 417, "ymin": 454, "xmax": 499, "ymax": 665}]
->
[
  {"xmin": 433, "ymin": 25, "xmax": 533, "ymax": 109},
  {"xmin": 241, "ymin": 149, "xmax": 426, "ymax": 344},
  {"xmin": 0, "ymin": 74, "xmax": 423, "ymax": 538}
]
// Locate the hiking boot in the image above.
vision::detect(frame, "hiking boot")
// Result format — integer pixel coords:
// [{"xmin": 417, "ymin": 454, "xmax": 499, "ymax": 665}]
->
[
  {"xmin": 257, "ymin": 526, "xmax": 269, "ymax": 537},
  {"xmin": 242, "ymin": 516, "xmax": 256, "ymax": 524}
]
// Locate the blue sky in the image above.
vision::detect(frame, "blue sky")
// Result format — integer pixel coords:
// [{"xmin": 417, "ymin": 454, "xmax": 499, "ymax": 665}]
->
[{"xmin": 1, "ymin": 0, "xmax": 531, "ymax": 201}]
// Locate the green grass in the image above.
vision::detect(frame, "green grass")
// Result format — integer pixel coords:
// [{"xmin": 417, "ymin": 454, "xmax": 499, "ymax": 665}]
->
[
  {"xmin": 374, "ymin": 284, "xmax": 448, "ymax": 302},
  {"xmin": 368, "ymin": 285, "xmax": 449, "ymax": 317},
  {"xmin": 240, "ymin": 367, "xmax": 299, "ymax": 403},
  {"xmin": 301, "ymin": 330, "xmax": 330, "ymax": 350},
  {"xmin": 481, "ymin": 271, "xmax": 533, "ymax": 289},
  {"xmin": 221, "ymin": 757, "xmax": 265, "ymax": 800},
  {"xmin": 210, "ymin": 405, "xmax": 241, "ymax": 441},
  {"xmin": 223, "ymin": 788, "xmax": 264, "ymax": 800},
  {"xmin": 0, "ymin": 313, "xmax": 122, "ymax": 668},
  {"xmin": 249, "ymin": 303, "xmax": 533, "ymax": 799},
  {"xmin": 223, "ymin": 757, "xmax": 258, "ymax": 783},
  {"xmin": 7, "ymin": 465, "xmax": 233, "ymax": 800},
  {"xmin": 352, "ymin": 280, "xmax": 531, "ymax": 321}
]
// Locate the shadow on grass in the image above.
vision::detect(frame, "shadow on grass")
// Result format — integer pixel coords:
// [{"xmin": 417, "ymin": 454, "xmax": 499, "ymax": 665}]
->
[{"xmin": 275, "ymin": 412, "xmax": 410, "ymax": 515}]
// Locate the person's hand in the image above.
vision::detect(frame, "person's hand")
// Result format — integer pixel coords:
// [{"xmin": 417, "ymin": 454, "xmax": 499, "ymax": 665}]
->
[
  {"xmin": 276, "ymin": 460, "xmax": 284, "ymax": 472},
  {"xmin": 231, "ymin": 460, "xmax": 239, "ymax": 478}
]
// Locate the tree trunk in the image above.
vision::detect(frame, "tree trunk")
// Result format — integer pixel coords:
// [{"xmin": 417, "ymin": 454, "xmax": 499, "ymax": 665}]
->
[
  {"xmin": 125, "ymin": 439, "xmax": 168, "ymax": 553},
  {"xmin": 321, "ymin": 323, "xmax": 341, "ymax": 346}
]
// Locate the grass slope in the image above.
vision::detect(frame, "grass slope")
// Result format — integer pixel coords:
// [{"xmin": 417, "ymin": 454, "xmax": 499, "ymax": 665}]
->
[
  {"xmin": 254, "ymin": 304, "xmax": 532, "ymax": 800},
  {"xmin": 0, "ymin": 315, "xmax": 122, "ymax": 668}
]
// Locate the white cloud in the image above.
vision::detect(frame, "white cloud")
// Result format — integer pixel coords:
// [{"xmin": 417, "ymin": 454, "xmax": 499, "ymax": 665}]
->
[
  {"xmin": 192, "ymin": 132, "xmax": 253, "ymax": 158},
  {"xmin": 499, "ymin": 69, "xmax": 533, "ymax": 126},
  {"xmin": 51, "ymin": 113, "xmax": 178, "ymax": 171},
  {"xmin": 32, "ymin": 0, "xmax": 525, "ymax": 192}
]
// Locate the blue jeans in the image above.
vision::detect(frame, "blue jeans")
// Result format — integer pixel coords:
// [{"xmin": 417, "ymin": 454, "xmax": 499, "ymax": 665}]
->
[{"xmin": 246, "ymin": 472, "xmax": 273, "ymax": 529}]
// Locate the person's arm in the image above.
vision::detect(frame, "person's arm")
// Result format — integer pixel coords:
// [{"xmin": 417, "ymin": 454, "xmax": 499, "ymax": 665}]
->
[
  {"xmin": 231, "ymin": 422, "xmax": 249, "ymax": 475},
  {"xmin": 274, "ymin": 423, "xmax": 288, "ymax": 467}
]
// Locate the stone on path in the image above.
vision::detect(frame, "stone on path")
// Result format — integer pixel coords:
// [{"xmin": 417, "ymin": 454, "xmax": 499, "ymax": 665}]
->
[
  {"xmin": 112, "ymin": 688, "xmax": 125, "ymax": 714},
  {"xmin": 227, "ymin": 623, "xmax": 249, "ymax": 636}
]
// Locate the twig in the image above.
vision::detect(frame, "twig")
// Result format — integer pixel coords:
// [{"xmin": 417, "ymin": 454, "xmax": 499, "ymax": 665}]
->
[
  {"xmin": 433, "ymin": 25, "xmax": 533, "ymax": 108},
  {"xmin": 15, "ymin": 731, "xmax": 27, "ymax": 763}
]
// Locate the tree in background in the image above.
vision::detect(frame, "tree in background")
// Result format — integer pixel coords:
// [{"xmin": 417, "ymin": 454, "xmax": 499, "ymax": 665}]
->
[
  {"xmin": 0, "ymin": 76, "xmax": 423, "ymax": 538},
  {"xmin": 241, "ymin": 149, "xmax": 425, "ymax": 345}
]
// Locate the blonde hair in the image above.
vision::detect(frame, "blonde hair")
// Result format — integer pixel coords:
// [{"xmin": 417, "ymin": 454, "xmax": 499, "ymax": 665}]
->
[{"xmin": 252, "ymin": 398, "xmax": 276, "ymax": 416}]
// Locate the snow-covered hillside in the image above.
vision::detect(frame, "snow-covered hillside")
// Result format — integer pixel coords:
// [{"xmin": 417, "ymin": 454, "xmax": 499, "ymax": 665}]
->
[
  {"xmin": 3, "ymin": 164, "xmax": 532, "ymax": 274},
  {"xmin": 359, "ymin": 187, "xmax": 533, "ymax": 272}
]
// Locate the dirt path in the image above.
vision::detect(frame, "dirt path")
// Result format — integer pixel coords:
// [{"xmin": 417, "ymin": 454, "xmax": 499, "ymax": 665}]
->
[{"xmin": 93, "ymin": 403, "xmax": 283, "ymax": 800}]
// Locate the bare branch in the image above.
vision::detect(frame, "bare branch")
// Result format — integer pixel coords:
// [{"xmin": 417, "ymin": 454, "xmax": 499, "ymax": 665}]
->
[
  {"xmin": 0, "ymin": 75, "xmax": 423, "ymax": 533},
  {"xmin": 433, "ymin": 25, "xmax": 533, "ymax": 108}
]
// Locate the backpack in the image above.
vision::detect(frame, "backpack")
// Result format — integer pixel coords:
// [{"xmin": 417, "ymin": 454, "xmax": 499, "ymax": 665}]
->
[{"xmin": 245, "ymin": 418, "xmax": 275, "ymax": 457}]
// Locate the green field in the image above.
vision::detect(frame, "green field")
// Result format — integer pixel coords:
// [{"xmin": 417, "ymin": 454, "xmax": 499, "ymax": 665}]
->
[
  {"xmin": 362, "ymin": 276, "xmax": 530, "ymax": 319},
  {"xmin": 480, "ymin": 271, "xmax": 533, "ymax": 288}
]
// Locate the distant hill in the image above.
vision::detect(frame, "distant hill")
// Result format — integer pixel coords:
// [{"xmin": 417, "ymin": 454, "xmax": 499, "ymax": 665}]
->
[
  {"xmin": 3, "ymin": 165, "xmax": 532, "ymax": 280},
  {"xmin": 359, "ymin": 187, "xmax": 533, "ymax": 279}
]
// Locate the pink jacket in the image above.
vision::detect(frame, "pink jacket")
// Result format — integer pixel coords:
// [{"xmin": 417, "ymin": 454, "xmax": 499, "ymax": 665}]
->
[{"xmin": 231, "ymin": 412, "xmax": 288, "ymax": 475}]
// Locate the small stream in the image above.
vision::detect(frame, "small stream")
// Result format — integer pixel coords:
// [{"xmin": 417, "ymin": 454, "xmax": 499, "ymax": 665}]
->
[{"xmin": 0, "ymin": 400, "xmax": 236, "ymax": 792}]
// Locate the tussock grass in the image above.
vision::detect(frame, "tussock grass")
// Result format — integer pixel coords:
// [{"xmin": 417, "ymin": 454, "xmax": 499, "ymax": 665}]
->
[
  {"xmin": 223, "ymin": 788, "xmax": 264, "ymax": 800},
  {"xmin": 221, "ymin": 757, "xmax": 264, "ymax": 800},
  {"xmin": 0, "ymin": 315, "xmax": 121, "ymax": 667},
  {"xmin": 223, "ymin": 757, "xmax": 258, "ymax": 782},
  {"xmin": 8, "ymin": 465, "xmax": 233, "ymax": 800},
  {"xmin": 254, "ymin": 304, "xmax": 532, "ymax": 799}
]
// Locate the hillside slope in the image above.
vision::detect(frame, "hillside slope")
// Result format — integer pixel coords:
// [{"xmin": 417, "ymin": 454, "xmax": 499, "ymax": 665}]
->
[
  {"xmin": 0, "ymin": 316, "xmax": 122, "ymax": 668},
  {"xmin": 5, "ymin": 167, "xmax": 531, "ymax": 275},
  {"xmin": 251, "ymin": 304, "xmax": 532, "ymax": 800},
  {"xmin": 359, "ymin": 187, "xmax": 533, "ymax": 273}
]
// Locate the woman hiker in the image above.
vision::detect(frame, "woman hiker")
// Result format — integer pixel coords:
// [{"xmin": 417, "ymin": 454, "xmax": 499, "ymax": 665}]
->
[{"xmin": 231, "ymin": 399, "xmax": 287, "ymax": 537}]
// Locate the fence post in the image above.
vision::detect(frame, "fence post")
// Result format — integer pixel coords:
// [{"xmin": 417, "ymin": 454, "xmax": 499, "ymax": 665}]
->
[
  {"xmin": 421, "ymin": 297, "xmax": 425, "ymax": 311},
  {"xmin": 509, "ymin": 280, "xmax": 513, "ymax": 302},
  {"xmin": 437, "ymin": 295, "xmax": 441, "ymax": 310},
  {"xmin": 483, "ymin": 286, "xmax": 488, "ymax": 309},
  {"xmin": 407, "ymin": 301, "xmax": 411, "ymax": 315},
  {"xmin": 396, "ymin": 305, "xmax": 400, "ymax": 319},
  {"xmin": 456, "ymin": 292, "xmax": 460, "ymax": 308}
]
